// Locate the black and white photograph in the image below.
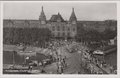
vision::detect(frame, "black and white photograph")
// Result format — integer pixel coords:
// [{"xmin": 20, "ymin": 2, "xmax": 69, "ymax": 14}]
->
[{"xmin": 2, "ymin": 1, "xmax": 118, "ymax": 75}]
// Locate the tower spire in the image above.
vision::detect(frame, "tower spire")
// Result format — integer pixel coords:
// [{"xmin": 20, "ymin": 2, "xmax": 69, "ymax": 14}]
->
[
  {"xmin": 39, "ymin": 6, "xmax": 46, "ymax": 24},
  {"xmin": 42, "ymin": 6, "xmax": 43, "ymax": 11},
  {"xmin": 72, "ymin": 7, "xmax": 74, "ymax": 12},
  {"xmin": 58, "ymin": 12, "xmax": 60, "ymax": 15},
  {"xmin": 69, "ymin": 7, "xmax": 77, "ymax": 24}
]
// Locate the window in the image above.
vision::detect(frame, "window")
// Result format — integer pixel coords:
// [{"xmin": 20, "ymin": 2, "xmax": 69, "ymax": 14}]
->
[
  {"xmin": 52, "ymin": 34, "xmax": 55, "ymax": 37},
  {"xmin": 62, "ymin": 26, "xmax": 65, "ymax": 31},
  {"xmin": 57, "ymin": 26, "xmax": 60, "ymax": 31},
  {"xmin": 62, "ymin": 32, "xmax": 65, "ymax": 37},
  {"xmin": 52, "ymin": 26, "xmax": 55, "ymax": 31},
  {"xmin": 73, "ymin": 28, "xmax": 76, "ymax": 31},
  {"xmin": 67, "ymin": 33, "xmax": 70, "ymax": 37},
  {"xmin": 57, "ymin": 32, "xmax": 60, "ymax": 37},
  {"xmin": 67, "ymin": 28, "xmax": 70, "ymax": 31}
]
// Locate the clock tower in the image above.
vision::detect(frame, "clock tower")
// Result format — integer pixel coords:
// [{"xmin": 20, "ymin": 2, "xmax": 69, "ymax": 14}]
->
[{"xmin": 39, "ymin": 6, "xmax": 46, "ymax": 24}]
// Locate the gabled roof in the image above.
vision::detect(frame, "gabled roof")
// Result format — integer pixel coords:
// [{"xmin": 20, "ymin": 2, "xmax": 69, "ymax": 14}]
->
[{"xmin": 49, "ymin": 13, "xmax": 64, "ymax": 22}]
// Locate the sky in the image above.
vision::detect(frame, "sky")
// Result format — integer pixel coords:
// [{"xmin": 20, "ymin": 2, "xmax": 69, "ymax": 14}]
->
[{"xmin": 3, "ymin": 2, "xmax": 117, "ymax": 21}]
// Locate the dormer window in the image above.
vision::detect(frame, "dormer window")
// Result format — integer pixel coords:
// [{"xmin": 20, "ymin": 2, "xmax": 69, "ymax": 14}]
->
[{"xmin": 57, "ymin": 18, "xmax": 61, "ymax": 22}]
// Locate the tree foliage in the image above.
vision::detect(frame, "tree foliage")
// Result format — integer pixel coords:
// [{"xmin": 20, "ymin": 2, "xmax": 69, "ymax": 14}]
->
[
  {"xmin": 101, "ymin": 28, "xmax": 117, "ymax": 40},
  {"xmin": 76, "ymin": 27, "xmax": 116, "ymax": 42},
  {"xmin": 3, "ymin": 28, "xmax": 52, "ymax": 46}
]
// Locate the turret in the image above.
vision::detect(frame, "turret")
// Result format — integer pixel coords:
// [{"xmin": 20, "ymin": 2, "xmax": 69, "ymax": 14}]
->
[
  {"xmin": 49, "ymin": 12, "xmax": 64, "ymax": 22},
  {"xmin": 69, "ymin": 8, "xmax": 77, "ymax": 24},
  {"xmin": 39, "ymin": 6, "xmax": 46, "ymax": 24}
]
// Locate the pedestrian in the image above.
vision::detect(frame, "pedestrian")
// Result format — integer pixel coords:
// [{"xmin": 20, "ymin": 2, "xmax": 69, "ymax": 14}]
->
[
  {"xmin": 29, "ymin": 65, "xmax": 33, "ymax": 71},
  {"xmin": 62, "ymin": 58, "xmax": 66, "ymax": 68},
  {"xmin": 41, "ymin": 68, "xmax": 46, "ymax": 73},
  {"xmin": 58, "ymin": 64, "xmax": 63, "ymax": 74}
]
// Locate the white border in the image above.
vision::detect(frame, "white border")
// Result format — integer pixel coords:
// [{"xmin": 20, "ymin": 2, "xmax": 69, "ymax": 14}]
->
[
  {"xmin": 0, "ymin": 1, "xmax": 3, "ymax": 77},
  {"xmin": 0, "ymin": 1, "xmax": 120, "ymax": 78}
]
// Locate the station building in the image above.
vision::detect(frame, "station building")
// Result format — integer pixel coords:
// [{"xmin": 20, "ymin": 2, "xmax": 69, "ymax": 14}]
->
[{"xmin": 4, "ymin": 6, "xmax": 77, "ymax": 39}]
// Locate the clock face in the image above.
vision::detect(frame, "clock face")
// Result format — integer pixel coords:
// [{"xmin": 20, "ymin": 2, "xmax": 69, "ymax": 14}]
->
[
  {"xmin": 72, "ymin": 21, "xmax": 76, "ymax": 24},
  {"xmin": 41, "ymin": 21, "xmax": 45, "ymax": 24}
]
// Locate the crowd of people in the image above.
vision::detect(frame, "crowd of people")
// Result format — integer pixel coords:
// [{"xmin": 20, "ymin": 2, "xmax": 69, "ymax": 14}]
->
[
  {"xmin": 43, "ymin": 39, "xmax": 91, "ymax": 74},
  {"xmin": 19, "ymin": 39, "xmax": 116, "ymax": 74},
  {"xmin": 79, "ymin": 46, "xmax": 117, "ymax": 74}
]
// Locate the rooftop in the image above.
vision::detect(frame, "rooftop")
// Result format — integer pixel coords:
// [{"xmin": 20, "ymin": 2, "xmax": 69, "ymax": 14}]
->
[{"xmin": 49, "ymin": 13, "xmax": 65, "ymax": 22}]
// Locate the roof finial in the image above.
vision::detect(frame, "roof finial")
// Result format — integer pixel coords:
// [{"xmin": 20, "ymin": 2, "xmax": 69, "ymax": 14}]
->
[
  {"xmin": 72, "ymin": 7, "xmax": 74, "ymax": 12},
  {"xmin": 58, "ymin": 12, "xmax": 60, "ymax": 15},
  {"xmin": 42, "ymin": 6, "xmax": 43, "ymax": 11}
]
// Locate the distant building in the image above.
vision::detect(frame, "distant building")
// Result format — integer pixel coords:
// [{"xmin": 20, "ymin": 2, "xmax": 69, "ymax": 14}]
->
[
  {"xmin": 3, "ymin": 6, "xmax": 77, "ymax": 39},
  {"xmin": 3, "ymin": 6, "xmax": 117, "ymax": 39}
]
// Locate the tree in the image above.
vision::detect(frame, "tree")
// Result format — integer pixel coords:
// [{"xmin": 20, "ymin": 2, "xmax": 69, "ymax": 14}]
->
[
  {"xmin": 3, "ymin": 27, "xmax": 52, "ymax": 46},
  {"xmin": 76, "ymin": 27, "xmax": 102, "ymax": 42},
  {"xmin": 102, "ymin": 28, "xmax": 117, "ymax": 41}
]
